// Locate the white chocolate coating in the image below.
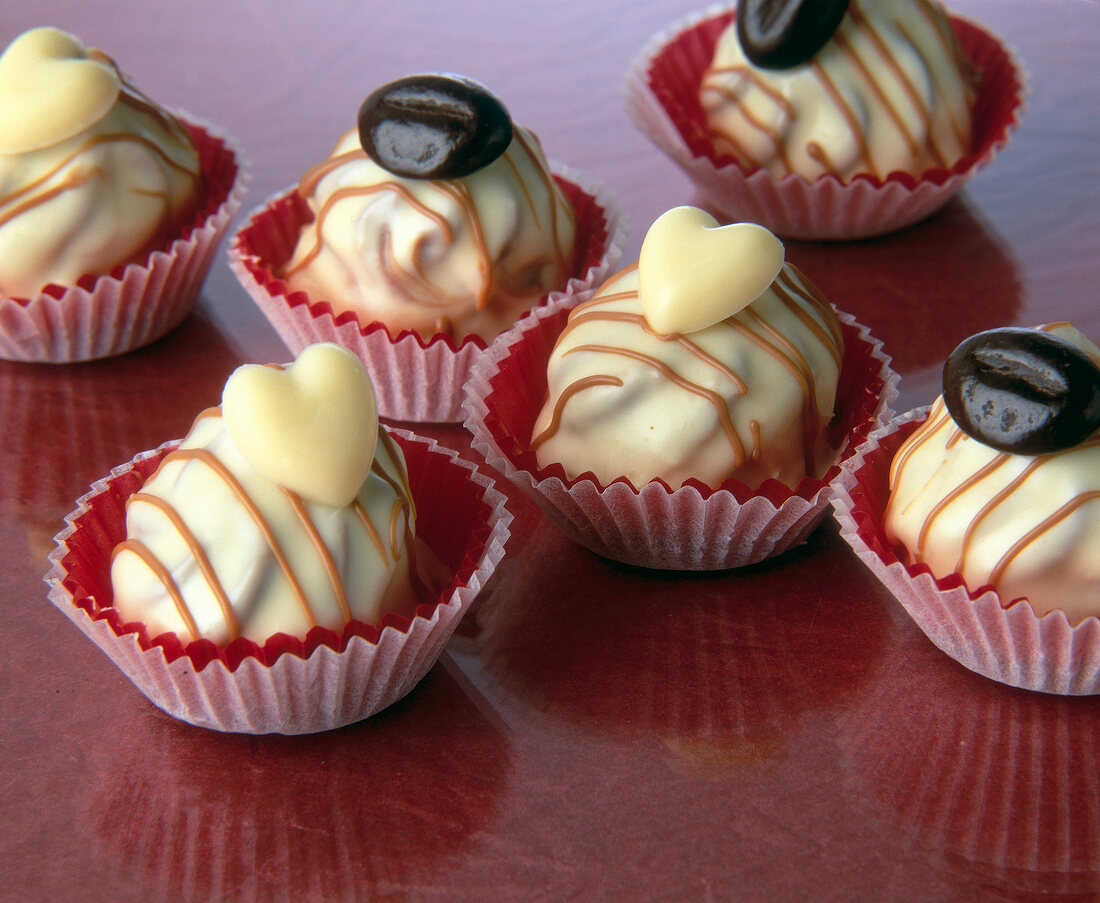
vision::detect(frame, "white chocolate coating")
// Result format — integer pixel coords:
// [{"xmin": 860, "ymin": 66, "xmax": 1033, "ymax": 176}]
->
[
  {"xmin": 0, "ymin": 28, "xmax": 202, "ymax": 298},
  {"xmin": 531, "ymin": 259, "xmax": 845, "ymax": 490},
  {"xmin": 700, "ymin": 0, "xmax": 976, "ymax": 182},
  {"xmin": 885, "ymin": 326, "xmax": 1100, "ymax": 625},
  {"xmin": 282, "ymin": 125, "xmax": 576, "ymax": 342},
  {"xmin": 110, "ymin": 361, "xmax": 420, "ymax": 645}
]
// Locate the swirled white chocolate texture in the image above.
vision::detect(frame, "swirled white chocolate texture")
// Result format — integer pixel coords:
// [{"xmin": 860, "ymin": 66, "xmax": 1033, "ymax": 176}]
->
[
  {"xmin": 884, "ymin": 326, "xmax": 1100, "ymax": 626},
  {"xmin": 0, "ymin": 28, "xmax": 202, "ymax": 297},
  {"xmin": 700, "ymin": 0, "xmax": 976, "ymax": 182},
  {"xmin": 281, "ymin": 124, "xmax": 576, "ymax": 341},
  {"xmin": 110, "ymin": 346, "xmax": 420, "ymax": 645},
  {"xmin": 531, "ymin": 252, "xmax": 845, "ymax": 491}
]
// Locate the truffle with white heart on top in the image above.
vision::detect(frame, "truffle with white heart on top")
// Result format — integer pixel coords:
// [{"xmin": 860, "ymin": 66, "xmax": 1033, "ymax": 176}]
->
[
  {"xmin": 531, "ymin": 206, "xmax": 846, "ymax": 491},
  {"xmin": 110, "ymin": 343, "xmax": 422, "ymax": 645}
]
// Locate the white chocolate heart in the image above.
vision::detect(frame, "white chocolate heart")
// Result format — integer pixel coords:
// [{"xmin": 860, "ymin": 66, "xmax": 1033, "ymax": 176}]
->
[
  {"xmin": 638, "ymin": 207, "xmax": 785, "ymax": 335},
  {"xmin": 221, "ymin": 343, "xmax": 379, "ymax": 509},
  {"xmin": 0, "ymin": 27, "xmax": 120, "ymax": 155}
]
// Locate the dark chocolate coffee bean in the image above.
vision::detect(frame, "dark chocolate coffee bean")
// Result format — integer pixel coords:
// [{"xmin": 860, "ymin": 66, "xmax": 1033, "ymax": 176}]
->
[
  {"xmin": 357, "ymin": 74, "xmax": 512, "ymax": 180},
  {"xmin": 736, "ymin": 0, "xmax": 850, "ymax": 70},
  {"xmin": 942, "ymin": 327, "xmax": 1100, "ymax": 455}
]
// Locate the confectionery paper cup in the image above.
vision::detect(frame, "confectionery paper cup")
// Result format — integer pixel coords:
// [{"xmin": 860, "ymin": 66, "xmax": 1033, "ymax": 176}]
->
[
  {"xmin": 463, "ymin": 299, "xmax": 897, "ymax": 571},
  {"xmin": 0, "ymin": 114, "xmax": 248, "ymax": 363},
  {"xmin": 830, "ymin": 409, "xmax": 1100, "ymax": 695},
  {"xmin": 45, "ymin": 429, "xmax": 512, "ymax": 733},
  {"xmin": 228, "ymin": 164, "xmax": 624, "ymax": 423},
  {"xmin": 624, "ymin": 4, "xmax": 1027, "ymax": 240}
]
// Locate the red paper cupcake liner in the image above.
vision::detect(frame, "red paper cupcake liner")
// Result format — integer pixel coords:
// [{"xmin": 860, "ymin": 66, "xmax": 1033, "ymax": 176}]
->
[
  {"xmin": 462, "ymin": 299, "xmax": 897, "ymax": 571},
  {"xmin": 624, "ymin": 4, "xmax": 1027, "ymax": 240},
  {"xmin": 228, "ymin": 164, "xmax": 624, "ymax": 423},
  {"xmin": 44, "ymin": 429, "xmax": 512, "ymax": 733},
  {"xmin": 0, "ymin": 114, "xmax": 248, "ymax": 363},
  {"xmin": 830, "ymin": 409, "xmax": 1100, "ymax": 695}
]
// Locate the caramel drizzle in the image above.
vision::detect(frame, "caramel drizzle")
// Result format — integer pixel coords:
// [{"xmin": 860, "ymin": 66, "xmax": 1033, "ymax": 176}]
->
[
  {"xmin": 559, "ymin": 340, "xmax": 751, "ymax": 466},
  {"xmin": 285, "ymin": 126, "xmax": 573, "ymax": 329},
  {"xmin": 889, "ymin": 400, "xmax": 1100, "ymax": 587},
  {"xmin": 702, "ymin": 66, "xmax": 794, "ymax": 172},
  {"xmin": 113, "ymin": 409, "xmax": 412, "ymax": 641},
  {"xmin": 531, "ymin": 375, "xmax": 626, "ymax": 452},
  {"xmin": 0, "ymin": 57, "xmax": 200, "ymax": 230},
  {"xmin": 0, "ymin": 131, "xmax": 199, "ymax": 230},
  {"xmin": 701, "ymin": 2, "xmax": 971, "ymax": 176},
  {"xmin": 534, "ymin": 267, "xmax": 841, "ymax": 478}
]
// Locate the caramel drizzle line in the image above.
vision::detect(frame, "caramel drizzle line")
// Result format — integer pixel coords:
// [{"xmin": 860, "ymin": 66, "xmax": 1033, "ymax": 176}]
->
[
  {"xmin": 118, "ymin": 491, "xmax": 240, "ymax": 639},
  {"xmin": 0, "ymin": 131, "xmax": 197, "ymax": 230},
  {"xmin": 773, "ymin": 267, "xmax": 844, "ymax": 369},
  {"xmin": 847, "ymin": 5, "xmax": 946, "ymax": 166},
  {"xmin": 352, "ymin": 499, "xmax": 390, "ymax": 564},
  {"xmin": 512, "ymin": 127, "xmax": 576, "ymax": 274},
  {"xmin": 831, "ymin": 24, "xmax": 925, "ymax": 165},
  {"xmin": 989, "ymin": 492, "xmax": 1100, "ymax": 587},
  {"xmin": 809, "ymin": 60, "xmax": 876, "ymax": 176},
  {"xmin": 282, "ymin": 180, "xmax": 454, "ymax": 278},
  {"xmin": 908, "ymin": 2, "xmax": 973, "ymax": 148},
  {"xmin": 375, "ymin": 224, "xmax": 470, "ymax": 316},
  {"xmin": 734, "ymin": 308, "xmax": 820, "ymax": 475},
  {"xmin": 167, "ymin": 447, "xmax": 320, "ymax": 629},
  {"xmin": 565, "ymin": 307, "xmax": 749, "ymax": 395},
  {"xmin": 703, "ymin": 3, "xmax": 971, "ymax": 176},
  {"xmin": 560, "ymin": 342, "xmax": 750, "ymax": 467},
  {"xmin": 284, "ymin": 489, "xmax": 353, "ymax": 624},
  {"xmin": 437, "ymin": 178, "xmax": 494, "ymax": 309},
  {"xmin": 113, "ymin": 407, "xmax": 415, "ymax": 639},
  {"xmin": 90, "ymin": 49, "xmax": 198, "ymax": 154},
  {"xmin": 373, "ymin": 429, "xmax": 416, "ymax": 551},
  {"xmin": 889, "ymin": 400, "xmax": 1100, "ymax": 583},
  {"xmin": 701, "ymin": 66, "xmax": 794, "ymax": 172},
  {"xmin": 886, "ymin": 399, "xmax": 951, "ymax": 505},
  {"xmin": 917, "ymin": 453, "xmax": 1011, "ymax": 558},
  {"xmin": 289, "ymin": 129, "xmax": 569, "ymax": 316},
  {"xmin": 540, "ymin": 263, "xmax": 836, "ymax": 474},
  {"xmin": 297, "ymin": 146, "xmax": 362, "ymax": 197},
  {"xmin": 531, "ymin": 375, "xmax": 624, "ymax": 452},
  {"xmin": 112, "ymin": 539, "xmax": 200, "ymax": 639}
]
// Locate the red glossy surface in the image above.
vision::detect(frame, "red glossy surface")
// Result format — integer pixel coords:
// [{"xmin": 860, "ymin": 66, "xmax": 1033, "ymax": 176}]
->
[{"xmin": 2, "ymin": 2, "xmax": 1098, "ymax": 900}]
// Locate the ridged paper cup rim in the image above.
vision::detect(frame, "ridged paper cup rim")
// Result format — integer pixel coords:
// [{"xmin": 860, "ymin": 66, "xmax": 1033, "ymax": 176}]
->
[
  {"xmin": 463, "ymin": 297, "xmax": 897, "ymax": 571},
  {"xmin": 0, "ymin": 112, "xmax": 249, "ymax": 363},
  {"xmin": 623, "ymin": 4, "xmax": 1028, "ymax": 240},
  {"xmin": 830, "ymin": 408, "xmax": 1100, "ymax": 695},
  {"xmin": 227, "ymin": 162, "xmax": 626, "ymax": 423},
  {"xmin": 44, "ymin": 428, "xmax": 512, "ymax": 734}
]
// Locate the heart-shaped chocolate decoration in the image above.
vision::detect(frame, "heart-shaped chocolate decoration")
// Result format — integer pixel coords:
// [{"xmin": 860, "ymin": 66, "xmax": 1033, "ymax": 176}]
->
[
  {"xmin": 736, "ymin": 0, "xmax": 850, "ymax": 70},
  {"xmin": 221, "ymin": 343, "xmax": 379, "ymax": 508},
  {"xmin": 0, "ymin": 27, "xmax": 120, "ymax": 155},
  {"xmin": 357, "ymin": 73, "xmax": 513, "ymax": 180},
  {"xmin": 638, "ymin": 207, "xmax": 785, "ymax": 336}
]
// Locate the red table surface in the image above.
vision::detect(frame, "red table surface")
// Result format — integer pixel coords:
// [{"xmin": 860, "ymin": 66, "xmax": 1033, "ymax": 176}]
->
[{"xmin": 2, "ymin": 2, "xmax": 1098, "ymax": 901}]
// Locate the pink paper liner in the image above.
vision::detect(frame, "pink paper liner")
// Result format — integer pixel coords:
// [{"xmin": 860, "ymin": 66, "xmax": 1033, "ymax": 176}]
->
[
  {"xmin": 228, "ymin": 164, "xmax": 625, "ymax": 423},
  {"xmin": 830, "ymin": 408, "xmax": 1100, "ymax": 695},
  {"xmin": 44, "ymin": 429, "xmax": 513, "ymax": 733},
  {"xmin": 0, "ymin": 114, "xmax": 249, "ymax": 363},
  {"xmin": 462, "ymin": 298, "xmax": 897, "ymax": 571},
  {"xmin": 624, "ymin": 5, "xmax": 1028, "ymax": 240}
]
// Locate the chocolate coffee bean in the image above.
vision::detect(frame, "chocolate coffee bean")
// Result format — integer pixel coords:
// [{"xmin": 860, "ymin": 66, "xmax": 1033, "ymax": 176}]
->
[
  {"xmin": 736, "ymin": 0, "xmax": 850, "ymax": 69},
  {"xmin": 942, "ymin": 327, "xmax": 1100, "ymax": 455},
  {"xmin": 357, "ymin": 74, "xmax": 512, "ymax": 180}
]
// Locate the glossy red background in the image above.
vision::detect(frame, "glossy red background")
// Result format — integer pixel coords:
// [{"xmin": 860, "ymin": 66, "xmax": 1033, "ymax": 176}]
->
[{"xmin": 1, "ymin": 2, "xmax": 1098, "ymax": 901}]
